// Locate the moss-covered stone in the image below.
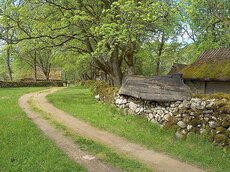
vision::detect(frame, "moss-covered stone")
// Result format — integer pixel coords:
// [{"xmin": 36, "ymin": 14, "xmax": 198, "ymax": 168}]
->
[
  {"xmin": 216, "ymin": 126, "xmax": 226, "ymax": 134},
  {"xmin": 222, "ymin": 116, "xmax": 230, "ymax": 128},
  {"xmin": 191, "ymin": 118, "xmax": 200, "ymax": 127},
  {"xmin": 213, "ymin": 134, "xmax": 228, "ymax": 145},
  {"xmin": 164, "ymin": 116, "xmax": 177, "ymax": 129}
]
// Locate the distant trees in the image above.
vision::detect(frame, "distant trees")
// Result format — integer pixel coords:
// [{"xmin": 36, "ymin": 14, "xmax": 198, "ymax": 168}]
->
[{"xmin": 0, "ymin": 0, "xmax": 229, "ymax": 86}]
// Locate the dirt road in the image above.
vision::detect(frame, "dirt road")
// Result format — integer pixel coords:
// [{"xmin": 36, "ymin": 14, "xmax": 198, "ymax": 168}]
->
[{"xmin": 19, "ymin": 88, "xmax": 205, "ymax": 172}]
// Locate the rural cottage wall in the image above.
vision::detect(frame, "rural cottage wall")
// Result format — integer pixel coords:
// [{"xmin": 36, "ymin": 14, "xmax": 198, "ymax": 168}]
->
[
  {"xmin": 185, "ymin": 80, "xmax": 230, "ymax": 94},
  {"xmin": 114, "ymin": 95, "xmax": 230, "ymax": 148}
]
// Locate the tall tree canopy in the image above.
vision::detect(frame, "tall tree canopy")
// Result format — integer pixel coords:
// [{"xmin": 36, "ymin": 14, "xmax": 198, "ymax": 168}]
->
[{"xmin": 0, "ymin": 0, "xmax": 229, "ymax": 86}]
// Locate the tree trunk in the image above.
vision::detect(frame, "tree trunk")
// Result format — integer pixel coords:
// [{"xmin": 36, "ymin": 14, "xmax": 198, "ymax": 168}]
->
[
  {"xmin": 34, "ymin": 51, "xmax": 37, "ymax": 82},
  {"xmin": 124, "ymin": 43, "xmax": 136, "ymax": 75},
  {"xmin": 127, "ymin": 65, "xmax": 135, "ymax": 75},
  {"xmin": 156, "ymin": 58, "xmax": 160, "ymax": 76},
  {"xmin": 6, "ymin": 48, "xmax": 13, "ymax": 81},
  {"xmin": 111, "ymin": 46, "xmax": 123, "ymax": 87},
  {"xmin": 156, "ymin": 32, "xmax": 165, "ymax": 76},
  {"xmin": 45, "ymin": 66, "xmax": 51, "ymax": 81}
]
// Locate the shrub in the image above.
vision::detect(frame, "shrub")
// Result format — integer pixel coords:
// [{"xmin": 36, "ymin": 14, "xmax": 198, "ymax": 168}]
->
[{"xmin": 79, "ymin": 80, "xmax": 119, "ymax": 103}]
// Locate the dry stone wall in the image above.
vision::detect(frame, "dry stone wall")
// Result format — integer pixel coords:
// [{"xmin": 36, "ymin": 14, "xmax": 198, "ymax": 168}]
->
[
  {"xmin": 114, "ymin": 95, "xmax": 230, "ymax": 148},
  {"xmin": 0, "ymin": 81, "xmax": 63, "ymax": 87}
]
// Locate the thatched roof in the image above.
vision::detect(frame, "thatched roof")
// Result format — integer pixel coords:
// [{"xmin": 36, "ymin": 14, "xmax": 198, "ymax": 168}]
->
[
  {"xmin": 182, "ymin": 48, "xmax": 230, "ymax": 81},
  {"xmin": 119, "ymin": 74, "xmax": 191, "ymax": 102},
  {"xmin": 168, "ymin": 63, "xmax": 187, "ymax": 75}
]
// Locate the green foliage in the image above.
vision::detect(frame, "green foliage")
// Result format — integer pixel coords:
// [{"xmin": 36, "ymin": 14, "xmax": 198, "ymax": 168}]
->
[
  {"xmin": 183, "ymin": 0, "xmax": 230, "ymax": 48},
  {"xmin": 0, "ymin": 0, "xmax": 229, "ymax": 83},
  {"xmin": 80, "ymin": 80, "xmax": 118, "ymax": 103}
]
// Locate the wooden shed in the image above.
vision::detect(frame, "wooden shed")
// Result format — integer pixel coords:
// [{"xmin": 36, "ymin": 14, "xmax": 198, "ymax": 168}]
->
[
  {"xmin": 182, "ymin": 48, "xmax": 230, "ymax": 94},
  {"xmin": 119, "ymin": 74, "xmax": 191, "ymax": 102}
]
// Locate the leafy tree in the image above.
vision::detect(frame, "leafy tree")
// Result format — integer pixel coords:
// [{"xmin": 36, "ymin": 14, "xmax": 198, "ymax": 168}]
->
[{"xmin": 183, "ymin": 0, "xmax": 230, "ymax": 49}]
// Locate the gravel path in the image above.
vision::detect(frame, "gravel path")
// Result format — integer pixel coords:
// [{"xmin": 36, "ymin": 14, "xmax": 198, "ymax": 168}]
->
[
  {"xmin": 19, "ymin": 92, "xmax": 120, "ymax": 172},
  {"xmin": 20, "ymin": 88, "xmax": 205, "ymax": 172}
]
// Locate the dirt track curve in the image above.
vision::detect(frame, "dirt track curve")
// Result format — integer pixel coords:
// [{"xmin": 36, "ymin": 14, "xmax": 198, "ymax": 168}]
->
[
  {"xmin": 19, "ymin": 88, "xmax": 205, "ymax": 172},
  {"xmin": 19, "ymin": 92, "xmax": 120, "ymax": 172}
]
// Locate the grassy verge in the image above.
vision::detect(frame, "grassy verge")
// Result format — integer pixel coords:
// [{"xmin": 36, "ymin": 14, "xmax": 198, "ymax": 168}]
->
[
  {"xmin": 29, "ymin": 97, "xmax": 151, "ymax": 172},
  {"xmin": 0, "ymin": 88, "xmax": 85, "ymax": 172},
  {"xmin": 48, "ymin": 87, "xmax": 230, "ymax": 172}
]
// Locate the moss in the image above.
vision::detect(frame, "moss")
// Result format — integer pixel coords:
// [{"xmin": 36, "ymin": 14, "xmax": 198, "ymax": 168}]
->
[
  {"xmin": 194, "ymin": 93, "xmax": 230, "ymax": 114},
  {"xmin": 182, "ymin": 59, "xmax": 230, "ymax": 80},
  {"xmin": 216, "ymin": 127, "xmax": 227, "ymax": 134},
  {"xmin": 222, "ymin": 116, "xmax": 230, "ymax": 128},
  {"xmin": 213, "ymin": 134, "xmax": 228, "ymax": 145},
  {"xmin": 191, "ymin": 118, "xmax": 200, "ymax": 127}
]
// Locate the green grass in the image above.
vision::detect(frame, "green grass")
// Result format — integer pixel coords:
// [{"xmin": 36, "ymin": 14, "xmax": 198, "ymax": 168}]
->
[
  {"xmin": 48, "ymin": 87, "xmax": 230, "ymax": 172},
  {"xmin": 0, "ymin": 87, "xmax": 86, "ymax": 172},
  {"xmin": 29, "ymin": 96, "xmax": 151, "ymax": 172}
]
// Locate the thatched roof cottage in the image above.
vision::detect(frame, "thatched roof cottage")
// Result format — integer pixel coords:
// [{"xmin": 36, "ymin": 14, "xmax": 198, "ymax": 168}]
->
[{"xmin": 182, "ymin": 48, "xmax": 230, "ymax": 94}]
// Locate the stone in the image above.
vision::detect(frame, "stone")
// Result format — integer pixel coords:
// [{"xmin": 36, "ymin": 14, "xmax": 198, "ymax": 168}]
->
[
  {"xmin": 144, "ymin": 110, "xmax": 152, "ymax": 113},
  {"xmin": 178, "ymin": 104, "xmax": 184, "ymax": 109},
  {"xmin": 122, "ymin": 99, "xmax": 128, "ymax": 104},
  {"xmin": 209, "ymin": 121, "xmax": 217, "ymax": 129},
  {"xmin": 213, "ymin": 134, "xmax": 227, "ymax": 145},
  {"xmin": 156, "ymin": 110, "xmax": 164, "ymax": 116},
  {"xmin": 175, "ymin": 131, "xmax": 186, "ymax": 140},
  {"xmin": 190, "ymin": 112, "xmax": 195, "ymax": 116},
  {"xmin": 129, "ymin": 102, "xmax": 138, "ymax": 111},
  {"xmin": 222, "ymin": 116, "xmax": 230, "ymax": 128},
  {"xmin": 139, "ymin": 107, "xmax": 144, "ymax": 113},
  {"xmin": 181, "ymin": 129, "xmax": 187, "ymax": 135},
  {"xmin": 216, "ymin": 126, "xmax": 226, "ymax": 134},
  {"xmin": 206, "ymin": 102, "xmax": 214, "ymax": 109},
  {"xmin": 115, "ymin": 98, "xmax": 122, "ymax": 105},
  {"xmin": 187, "ymin": 125, "xmax": 193, "ymax": 131},
  {"xmin": 83, "ymin": 155, "xmax": 95, "ymax": 160},
  {"xmin": 173, "ymin": 107, "xmax": 179, "ymax": 113},
  {"xmin": 200, "ymin": 128, "xmax": 206, "ymax": 134},
  {"xmin": 164, "ymin": 114, "xmax": 171, "ymax": 121},
  {"xmin": 135, "ymin": 108, "xmax": 140, "ymax": 113},
  {"xmin": 95, "ymin": 94, "xmax": 100, "ymax": 100},
  {"xmin": 148, "ymin": 113, "xmax": 154, "ymax": 120},
  {"xmin": 182, "ymin": 99, "xmax": 191, "ymax": 108},
  {"xmin": 191, "ymin": 119, "xmax": 199, "ymax": 127},
  {"xmin": 177, "ymin": 121, "xmax": 186, "ymax": 129},
  {"xmin": 190, "ymin": 98, "xmax": 206, "ymax": 110},
  {"xmin": 203, "ymin": 110, "xmax": 214, "ymax": 114},
  {"xmin": 183, "ymin": 116, "xmax": 191, "ymax": 124},
  {"xmin": 170, "ymin": 104, "xmax": 175, "ymax": 108}
]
